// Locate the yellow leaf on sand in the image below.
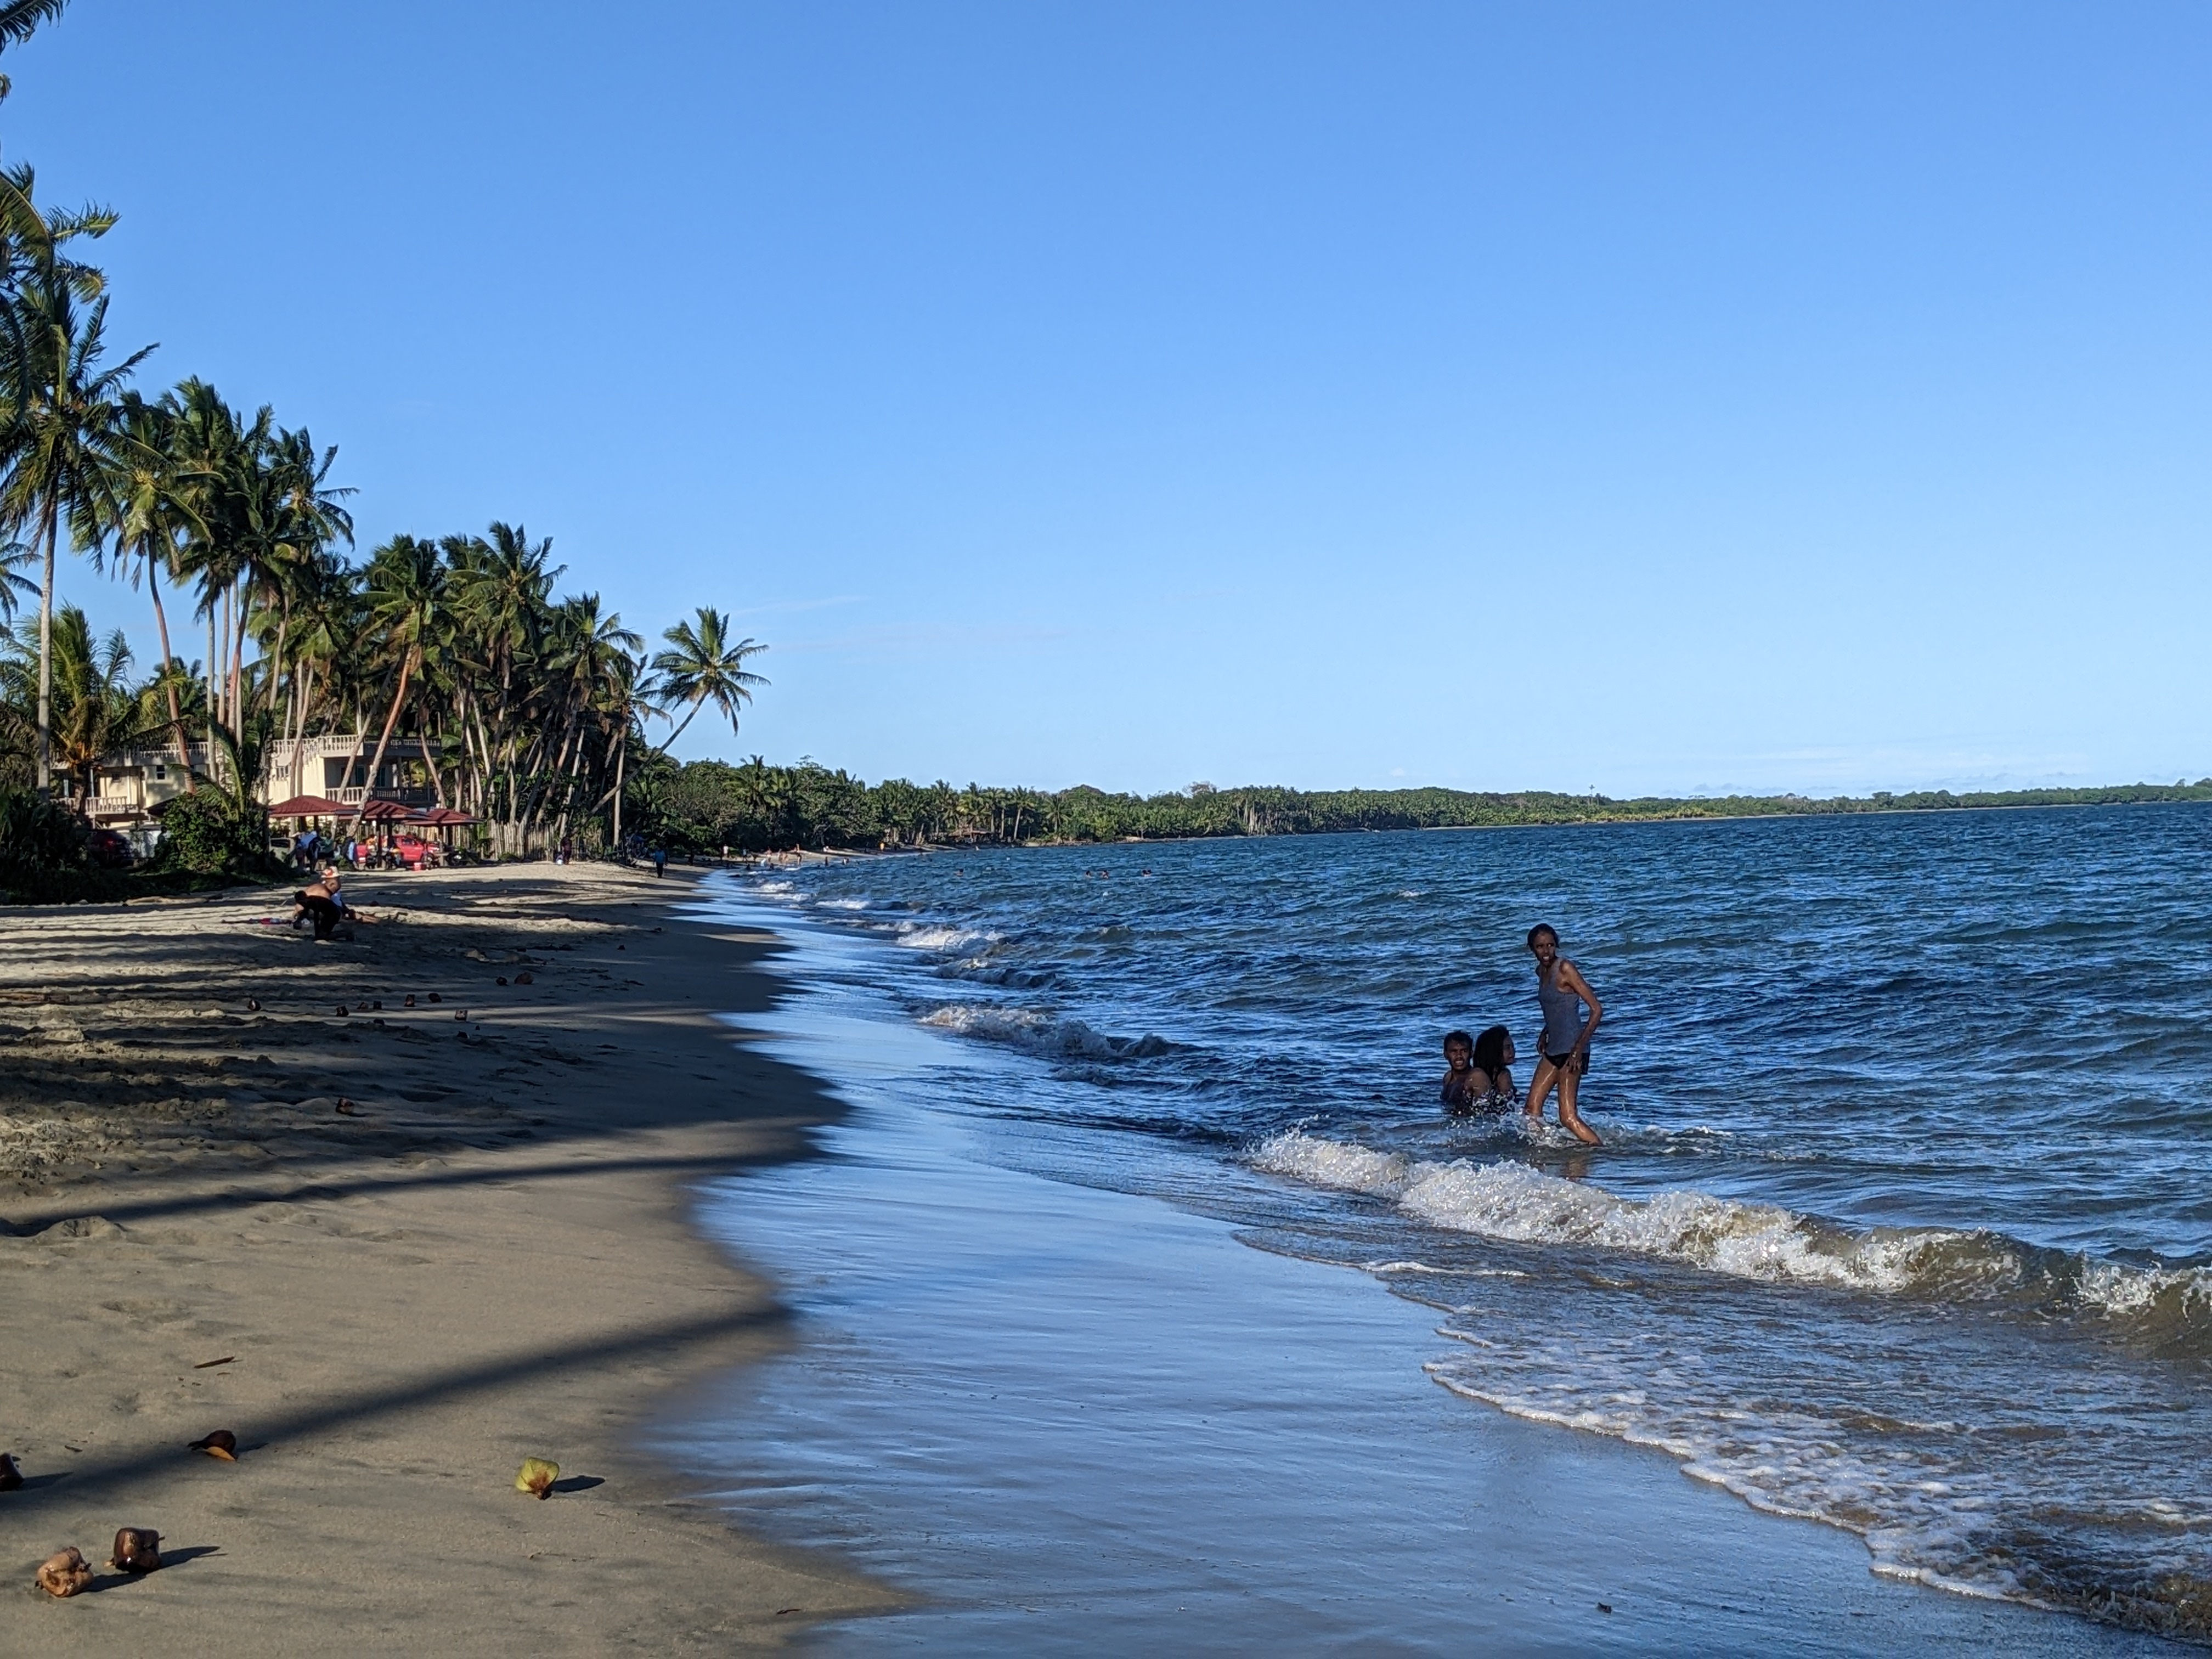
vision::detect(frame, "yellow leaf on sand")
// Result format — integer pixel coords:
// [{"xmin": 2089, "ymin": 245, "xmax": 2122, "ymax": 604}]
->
[{"xmin": 516, "ymin": 1457, "xmax": 558, "ymax": 1498}]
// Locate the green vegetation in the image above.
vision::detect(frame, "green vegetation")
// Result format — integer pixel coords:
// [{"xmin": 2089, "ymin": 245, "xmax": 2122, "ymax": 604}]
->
[{"xmin": 625, "ymin": 761, "xmax": 2212, "ymax": 854}]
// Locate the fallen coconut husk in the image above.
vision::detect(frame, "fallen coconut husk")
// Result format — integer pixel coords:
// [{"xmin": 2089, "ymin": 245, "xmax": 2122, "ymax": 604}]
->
[
  {"xmin": 515, "ymin": 1457, "xmax": 558, "ymax": 1499},
  {"xmin": 0, "ymin": 1452, "xmax": 23, "ymax": 1490},
  {"xmin": 110, "ymin": 1528, "xmax": 162, "ymax": 1572},
  {"xmin": 35, "ymin": 1547, "xmax": 92, "ymax": 1597},
  {"xmin": 189, "ymin": 1429, "xmax": 238, "ymax": 1460}
]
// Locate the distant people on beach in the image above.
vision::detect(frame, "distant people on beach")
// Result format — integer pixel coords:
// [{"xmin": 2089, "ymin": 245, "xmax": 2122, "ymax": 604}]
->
[
  {"xmin": 1440, "ymin": 1024, "xmax": 1517, "ymax": 1115},
  {"xmin": 1526, "ymin": 923, "xmax": 1602, "ymax": 1146}
]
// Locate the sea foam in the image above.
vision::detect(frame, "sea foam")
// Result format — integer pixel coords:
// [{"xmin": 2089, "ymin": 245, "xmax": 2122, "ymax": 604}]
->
[
  {"xmin": 922, "ymin": 1003, "xmax": 1175, "ymax": 1060},
  {"xmin": 1250, "ymin": 1130, "xmax": 2212, "ymax": 1324}
]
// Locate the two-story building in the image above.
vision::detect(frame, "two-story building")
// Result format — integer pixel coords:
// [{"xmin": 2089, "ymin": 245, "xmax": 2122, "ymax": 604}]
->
[{"xmin": 75, "ymin": 734, "xmax": 439, "ymax": 830}]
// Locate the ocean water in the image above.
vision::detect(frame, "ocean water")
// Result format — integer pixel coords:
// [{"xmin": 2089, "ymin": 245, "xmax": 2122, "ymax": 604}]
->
[{"xmin": 699, "ymin": 806, "xmax": 2212, "ymax": 1643}]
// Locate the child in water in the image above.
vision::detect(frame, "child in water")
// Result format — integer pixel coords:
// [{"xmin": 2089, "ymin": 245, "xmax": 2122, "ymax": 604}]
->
[{"xmin": 1440, "ymin": 1025, "xmax": 1517, "ymax": 1115}]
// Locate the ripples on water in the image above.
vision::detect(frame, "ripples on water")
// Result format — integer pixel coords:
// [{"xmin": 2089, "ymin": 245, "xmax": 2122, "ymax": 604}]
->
[{"xmin": 731, "ymin": 806, "xmax": 2212, "ymax": 1640}]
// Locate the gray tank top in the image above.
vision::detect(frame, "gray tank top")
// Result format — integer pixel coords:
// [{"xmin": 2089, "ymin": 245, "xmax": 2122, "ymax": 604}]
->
[{"xmin": 1536, "ymin": 962, "xmax": 1586, "ymax": 1056}]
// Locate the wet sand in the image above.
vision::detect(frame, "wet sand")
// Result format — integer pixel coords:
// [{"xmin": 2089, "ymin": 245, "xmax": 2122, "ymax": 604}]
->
[{"xmin": 0, "ymin": 863, "xmax": 903, "ymax": 1652}]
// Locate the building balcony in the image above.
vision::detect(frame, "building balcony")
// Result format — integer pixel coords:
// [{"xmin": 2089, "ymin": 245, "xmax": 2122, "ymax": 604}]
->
[{"xmin": 327, "ymin": 785, "xmax": 436, "ymax": 808}]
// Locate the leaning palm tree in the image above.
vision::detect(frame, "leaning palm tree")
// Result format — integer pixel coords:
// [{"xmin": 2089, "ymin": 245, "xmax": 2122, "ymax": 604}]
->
[
  {"xmin": 646, "ymin": 606, "xmax": 767, "ymax": 755},
  {"xmin": 0, "ymin": 261, "xmax": 151, "ymax": 788}
]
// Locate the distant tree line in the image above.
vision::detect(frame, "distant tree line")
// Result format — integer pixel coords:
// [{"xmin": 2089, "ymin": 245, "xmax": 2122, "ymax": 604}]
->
[{"xmin": 625, "ymin": 760, "xmax": 2212, "ymax": 854}]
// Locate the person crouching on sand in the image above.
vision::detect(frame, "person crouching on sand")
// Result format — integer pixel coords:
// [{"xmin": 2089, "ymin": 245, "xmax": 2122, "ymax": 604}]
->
[
  {"xmin": 1526, "ymin": 923, "xmax": 1602, "ymax": 1146},
  {"xmin": 291, "ymin": 866, "xmax": 377, "ymax": 943},
  {"xmin": 1441, "ymin": 1026, "xmax": 1518, "ymax": 1115}
]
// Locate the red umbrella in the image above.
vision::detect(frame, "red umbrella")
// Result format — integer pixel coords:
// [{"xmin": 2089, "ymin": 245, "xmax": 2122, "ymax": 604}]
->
[{"xmin": 267, "ymin": 794, "xmax": 345, "ymax": 818}]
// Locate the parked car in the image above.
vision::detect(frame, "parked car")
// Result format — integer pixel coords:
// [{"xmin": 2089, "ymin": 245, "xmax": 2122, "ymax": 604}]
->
[
  {"xmin": 391, "ymin": 834, "xmax": 432, "ymax": 869},
  {"xmin": 87, "ymin": 827, "xmax": 136, "ymax": 868}
]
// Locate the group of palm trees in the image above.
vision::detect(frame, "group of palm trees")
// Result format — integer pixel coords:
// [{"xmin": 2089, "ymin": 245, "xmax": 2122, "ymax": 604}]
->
[{"xmin": 0, "ymin": 51, "xmax": 767, "ymax": 858}]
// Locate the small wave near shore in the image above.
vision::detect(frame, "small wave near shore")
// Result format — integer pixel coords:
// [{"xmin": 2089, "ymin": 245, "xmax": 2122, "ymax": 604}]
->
[{"xmin": 1252, "ymin": 1129, "xmax": 2212, "ymax": 1345}]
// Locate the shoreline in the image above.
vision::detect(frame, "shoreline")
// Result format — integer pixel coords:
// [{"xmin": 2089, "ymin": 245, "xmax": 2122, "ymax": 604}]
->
[
  {"xmin": 656, "ymin": 887, "xmax": 2166, "ymax": 1655},
  {"xmin": 0, "ymin": 863, "xmax": 905, "ymax": 1651}
]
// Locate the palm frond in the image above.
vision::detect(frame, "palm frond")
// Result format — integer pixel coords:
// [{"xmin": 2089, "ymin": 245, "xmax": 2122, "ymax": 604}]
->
[{"xmin": 0, "ymin": 0, "xmax": 71, "ymax": 53}]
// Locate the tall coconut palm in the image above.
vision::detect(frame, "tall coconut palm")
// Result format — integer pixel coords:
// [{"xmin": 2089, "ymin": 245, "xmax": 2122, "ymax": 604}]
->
[
  {"xmin": 348, "ymin": 534, "xmax": 443, "ymax": 837},
  {"xmin": 103, "ymin": 392, "xmax": 201, "ymax": 779},
  {"xmin": 160, "ymin": 379, "xmax": 267, "ymax": 749},
  {"xmin": 241, "ymin": 421, "xmax": 352, "ymax": 723},
  {"xmin": 0, "ymin": 262, "xmax": 151, "ymax": 788},
  {"xmin": 647, "ymin": 607, "xmax": 767, "ymax": 755}
]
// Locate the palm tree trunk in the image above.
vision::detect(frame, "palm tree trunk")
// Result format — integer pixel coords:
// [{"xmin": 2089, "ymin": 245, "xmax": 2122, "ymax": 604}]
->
[
  {"xmin": 287, "ymin": 659, "xmax": 315, "ymax": 803},
  {"xmin": 229, "ymin": 578, "xmax": 246, "ymax": 735},
  {"xmin": 338, "ymin": 691, "xmax": 368, "ymax": 800},
  {"xmin": 647, "ymin": 700, "xmax": 699, "ymax": 760},
  {"xmin": 34, "ymin": 501, "xmax": 57, "ymax": 792},
  {"xmin": 145, "ymin": 558, "xmax": 195, "ymax": 790},
  {"xmin": 348, "ymin": 648, "xmax": 415, "ymax": 839},
  {"xmin": 611, "ymin": 729, "xmax": 625, "ymax": 849},
  {"xmin": 206, "ymin": 608, "xmax": 221, "ymax": 783}
]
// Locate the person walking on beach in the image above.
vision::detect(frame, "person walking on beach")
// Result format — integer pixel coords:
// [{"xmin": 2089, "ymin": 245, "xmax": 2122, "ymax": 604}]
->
[{"xmin": 1526, "ymin": 924, "xmax": 1602, "ymax": 1146}]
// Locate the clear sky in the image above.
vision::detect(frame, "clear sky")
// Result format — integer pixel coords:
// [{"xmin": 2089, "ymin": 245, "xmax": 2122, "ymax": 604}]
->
[{"xmin": 9, "ymin": 2, "xmax": 2209, "ymax": 797}]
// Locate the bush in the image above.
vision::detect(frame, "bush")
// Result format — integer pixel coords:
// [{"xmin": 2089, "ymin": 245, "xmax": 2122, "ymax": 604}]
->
[
  {"xmin": 0, "ymin": 786, "xmax": 103, "ymax": 901},
  {"xmin": 149, "ymin": 791, "xmax": 275, "ymax": 877}
]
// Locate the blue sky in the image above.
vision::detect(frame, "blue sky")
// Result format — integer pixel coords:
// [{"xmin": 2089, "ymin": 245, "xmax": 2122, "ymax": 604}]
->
[{"xmin": 10, "ymin": 2, "xmax": 2209, "ymax": 796}]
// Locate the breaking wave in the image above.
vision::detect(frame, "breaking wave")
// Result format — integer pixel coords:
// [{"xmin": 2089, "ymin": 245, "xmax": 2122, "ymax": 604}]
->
[
  {"xmin": 922, "ymin": 1003, "xmax": 1176, "ymax": 1060},
  {"xmin": 1250, "ymin": 1130, "xmax": 2212, "ymax": 1341}
]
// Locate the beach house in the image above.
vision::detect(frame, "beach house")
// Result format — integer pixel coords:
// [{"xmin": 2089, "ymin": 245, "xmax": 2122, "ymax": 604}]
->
[{"xmin": 72, "ymin": 733, "xmax": 439, "ymax": 830}]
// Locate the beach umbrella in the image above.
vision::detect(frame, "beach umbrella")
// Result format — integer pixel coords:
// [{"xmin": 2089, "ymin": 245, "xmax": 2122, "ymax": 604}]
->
[
  {"xmin": 267, "ymin": 794, "xmax": 346, "ymax": 819},
  {"xmin": 357, "ymin": 799, "xmax": 414, "ymax": 822}
]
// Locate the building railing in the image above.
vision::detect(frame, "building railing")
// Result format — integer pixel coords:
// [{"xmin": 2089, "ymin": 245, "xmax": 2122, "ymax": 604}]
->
[{"xmin": 326, "ymin": 786, "xmax": 436, "ymax": 807}]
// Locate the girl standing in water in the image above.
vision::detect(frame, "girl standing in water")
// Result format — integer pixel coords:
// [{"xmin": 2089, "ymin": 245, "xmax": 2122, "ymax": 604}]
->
[{"xmin": 1526, "ymin": 923, "xmax": 1603, "ymax": 1146}]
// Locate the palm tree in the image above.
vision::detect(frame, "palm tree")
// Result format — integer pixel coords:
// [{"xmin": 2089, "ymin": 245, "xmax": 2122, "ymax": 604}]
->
[
  {"xmin": 159, "ymin": 378, "xmax": 252, "ymax": 749},
  {"xmin": 0, "ymin": 602, "xmax": 161, "ymax": 810},
  {"xmin": 240, "ymin": 421, "xmax": 352, "ymax": 721},
  {"xmin": 647, "ymin": 607, "xmax": 767, "ymax": 755},
  {"xmin": 348, "ymin": 534, "xmax": 443, "ymax": 838},
  {"xmin": 104, "ymin": 392, "xmax": 201, "ymax": 780},
  {"xmin": 0, "ymin": 261, "xmax": 151, "ymax": 788}
]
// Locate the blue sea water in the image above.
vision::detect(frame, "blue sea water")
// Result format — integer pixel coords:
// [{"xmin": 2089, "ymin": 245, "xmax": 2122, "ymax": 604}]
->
[{"xmin": 697, "ymin": 806, "xmax": 2212, "ymax": 1641}]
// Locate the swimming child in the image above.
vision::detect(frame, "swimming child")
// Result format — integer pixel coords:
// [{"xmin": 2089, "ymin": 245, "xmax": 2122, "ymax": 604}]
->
[
  {"xmin": 1440, "ymin": 1030, "xmax": 1480, "ymax": 1111},
  {"xmin": 1441, "ymin": 1025, "xmax": 1518, "ymax": 1115},
  {"xmin": 1470, "ymin": 1024, "xmax": 1517, "ymax": 1109}
]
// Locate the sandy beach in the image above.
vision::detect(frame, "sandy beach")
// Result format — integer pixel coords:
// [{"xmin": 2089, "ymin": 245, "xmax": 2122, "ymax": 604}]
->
[{"xmin": 0, "ymin": 862, "xmax": 902, "ymax": 1652}]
